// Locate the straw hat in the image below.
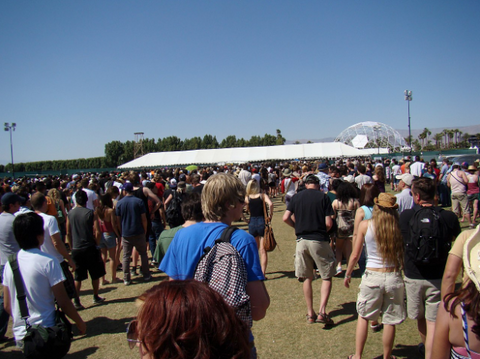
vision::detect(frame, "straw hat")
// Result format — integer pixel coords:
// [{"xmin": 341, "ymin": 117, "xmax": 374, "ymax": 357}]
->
[
  {"xmin": 463, "ymin": 225, "xmax": 480, "ymax": 291},
  {"xmin": 374, "ymin": 193, "xmax": 399, "ymax": 209},
  {"xmin": 468, "ymin": 165, "xmax": 477, "ymax": 172},
  {"xmin": 282, "ymin": 168, "xmax": 292, "ymax": 177}
]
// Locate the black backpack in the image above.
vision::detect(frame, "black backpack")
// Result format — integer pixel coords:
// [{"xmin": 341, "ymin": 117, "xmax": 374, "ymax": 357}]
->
[
  {"xmin": 165, "ymin": 191, "xmax": 183, "ymax": 223},
  {"xmin": 406, "ymin": 206, "xmax": 450, "ymax": 266},
  {"xmin": 193, "ymin": 226, "xmax": 252, "ymax": 327}
]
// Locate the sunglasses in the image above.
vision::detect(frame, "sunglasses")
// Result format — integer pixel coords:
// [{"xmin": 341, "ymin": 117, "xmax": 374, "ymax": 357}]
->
[{"xmin": 126, "ymin": 320, "xmax": 142, "ymax": 350}]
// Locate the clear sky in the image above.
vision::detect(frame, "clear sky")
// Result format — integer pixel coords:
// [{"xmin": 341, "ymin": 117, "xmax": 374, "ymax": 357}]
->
[{"xmin": 1, "ymin": 1, "xmax": 479, "ymax": 164}]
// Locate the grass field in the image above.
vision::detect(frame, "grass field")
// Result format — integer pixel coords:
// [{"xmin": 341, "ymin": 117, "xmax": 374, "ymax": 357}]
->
[{"xmin": 0, "ymin": 191, "xmax": 470, "ymax": 359}]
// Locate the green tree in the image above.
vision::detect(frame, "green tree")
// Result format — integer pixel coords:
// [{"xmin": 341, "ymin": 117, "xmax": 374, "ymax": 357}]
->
[
  {"xmin": 202, "ymin": 135, "xmax": 219, "ymax": 149},
  {"xmin": 262, "ymin": 134, "xmax": 277, "ymax": 146},
  {"xmin": 220, "ymin": 135, "xmax": 238, "ymax": 148},
  {"xmin": 276, "ymin": 129, "xmax": 286, "ymax": 145},
  {"xmin": 105, "ymin": 141, "xmax": 125, "ymax": 167},
  {"xmin": 434, "ymin": 132, "xmax": 443, "ymax": 149}
]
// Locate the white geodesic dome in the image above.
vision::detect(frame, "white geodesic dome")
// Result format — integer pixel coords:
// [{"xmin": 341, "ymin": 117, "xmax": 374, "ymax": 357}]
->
[{"xmin": 334, "ymin": 121, "xmax": 407, "ymax": 151}]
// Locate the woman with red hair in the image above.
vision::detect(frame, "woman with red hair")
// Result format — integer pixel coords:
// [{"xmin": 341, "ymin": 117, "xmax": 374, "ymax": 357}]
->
[{"xmin": 127, "ymin": 280, "xmax": 251, "ymax": 359}]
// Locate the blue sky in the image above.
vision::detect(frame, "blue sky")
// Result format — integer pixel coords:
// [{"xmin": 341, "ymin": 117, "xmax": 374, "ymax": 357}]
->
[{"xmin": 1, "ymin": 1, "xmax": 479, "ymax": 164}]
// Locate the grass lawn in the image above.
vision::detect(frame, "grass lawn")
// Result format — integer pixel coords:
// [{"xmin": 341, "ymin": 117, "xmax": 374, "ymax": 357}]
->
[{"xmin": 1, "ymin": 188, "xmax": 471, "ymax": 359}]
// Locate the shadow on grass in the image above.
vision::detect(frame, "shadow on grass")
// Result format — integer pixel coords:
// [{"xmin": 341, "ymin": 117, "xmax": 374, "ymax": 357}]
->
[
  {"xmin": 75, "ymin": 316, "xmax": 134, "ymax": 338},
  {"xmin": 0, "ymin": 343, "xmax": 99, "ymax": 359},
  {"xmin": 265, "ymin": 270, "xmax": 296, "ymax": 280},
  {"xmin": 67, "ymin": 346, "xmax": 99, "ymax": 358},
  {"xmin": 329, "ymin": 301, "xmax": 357, "ymax": 326},
  {"xmin": 373, "ymin": 343, "xmax": 419, "ymax": 359}
]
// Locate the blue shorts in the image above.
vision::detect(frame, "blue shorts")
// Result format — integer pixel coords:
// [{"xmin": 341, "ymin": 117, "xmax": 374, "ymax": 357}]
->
[
  {"xmin": 248, "ymin": 216, "xmax": 265, "ymax": 237},
  {"xmin": 99, "ymin": 232, "xmax": 117, "ymax": 249}
]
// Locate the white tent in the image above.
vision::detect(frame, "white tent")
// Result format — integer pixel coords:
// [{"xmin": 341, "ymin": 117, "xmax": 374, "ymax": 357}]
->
[{"xmin": 117, "ymin": 142, "xmax": 367, "ymax": 169}]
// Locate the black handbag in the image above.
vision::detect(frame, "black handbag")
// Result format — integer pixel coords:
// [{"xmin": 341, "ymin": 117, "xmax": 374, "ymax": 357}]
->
[{"xmin": 8, "ymin": 254, "xmax": 73, "ymax": 359}]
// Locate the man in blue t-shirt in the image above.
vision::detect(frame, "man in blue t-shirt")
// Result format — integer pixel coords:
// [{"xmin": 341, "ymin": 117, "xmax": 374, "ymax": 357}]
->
[
  {"xmin": 160, "ymin": 173, "xmax": 270, "ymax": 323},
  {"xmin": 115, "ymin": 183, "xmax": 151, "ymax": 285}
]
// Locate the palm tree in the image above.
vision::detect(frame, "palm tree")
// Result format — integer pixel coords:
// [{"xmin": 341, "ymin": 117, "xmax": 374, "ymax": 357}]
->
[
  {"xmin": 434, "ymin": 133, "xmax": 443, "ymax": 149},
  {"xmin": 448, "ymin": 130, "xmax": 455, "ymax": 148},
  {"xmin": 418, "ymin": 132, "xmax": 426, "ymax": 149}
]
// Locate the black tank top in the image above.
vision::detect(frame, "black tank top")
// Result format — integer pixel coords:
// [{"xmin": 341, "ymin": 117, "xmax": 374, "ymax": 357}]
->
[{"xmin": 248, "ymin": 196, "xmax": 264, "ymax": 217}]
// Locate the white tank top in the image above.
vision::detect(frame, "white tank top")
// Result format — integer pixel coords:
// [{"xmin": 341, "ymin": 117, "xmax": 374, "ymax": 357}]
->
[{"xmin": 364, "ymin": 222, "xmax": 395, "ymax": 269}]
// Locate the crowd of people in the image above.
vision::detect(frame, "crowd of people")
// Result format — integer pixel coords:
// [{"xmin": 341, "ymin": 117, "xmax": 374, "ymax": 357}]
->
[{"xmin": 0, "ymin": 154, "xmax": 480, "ymax": 358}]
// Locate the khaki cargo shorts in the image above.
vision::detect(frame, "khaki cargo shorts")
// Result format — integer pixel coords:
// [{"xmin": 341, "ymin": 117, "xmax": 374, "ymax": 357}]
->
[
  {"xmin": 404, "ymin": 277, "xmax": 442, "ymax": 322},
  {"xmin": 295, "ymin": 238, "xmax": 336, "ymax": 280},
  {"xmin": 356, "ymin": 270, "xmax": 406, "ymax": 325}
]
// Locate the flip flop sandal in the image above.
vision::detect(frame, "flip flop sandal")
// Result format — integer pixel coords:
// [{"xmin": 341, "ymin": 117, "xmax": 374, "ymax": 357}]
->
[
  {"xmin": 347, "ymin": 355, "xmax": 355, "ymax": 359},
  {"xmin": 315, "ymin": 312, "xmax": 334, "ymax": 325},
  {"xmin": 306, "ymin": 314, "xmax": 316, "ymax": 324}
]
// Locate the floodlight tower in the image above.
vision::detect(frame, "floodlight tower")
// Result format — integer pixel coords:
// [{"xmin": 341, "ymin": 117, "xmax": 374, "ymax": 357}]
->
[
  {"xmin": 134, "ymin": 132, "xmax": 144, "ymax": 159},
  {"xmin": 404, "ymin": 90, "xmax": 413, "ymax": 153},
  {"xmin": 4, "ymin": 122, "xmax": 16, "ymax": 178}
]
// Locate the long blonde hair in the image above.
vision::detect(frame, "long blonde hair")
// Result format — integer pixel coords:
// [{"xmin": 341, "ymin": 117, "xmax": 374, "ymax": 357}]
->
[
  {"xmin": 371, "ymin": 205, "xmax": 403, "ymax": 270},
  {"xmin": 246, "ymin": 179, "xmax": 260, "ymax": 196},
  {"xmin": 47, "ymin": 188, "xmax": 61, "ymax": 203}
]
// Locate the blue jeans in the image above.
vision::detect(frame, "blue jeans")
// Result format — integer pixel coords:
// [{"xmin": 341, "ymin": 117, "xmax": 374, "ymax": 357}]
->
[
  {"xmin": 149, "ymin": 220, "xmax": 164, "ymax": 259},
  {"xmin": 0, "ymin": 264, "xmax": 9, "ymax": 338}
]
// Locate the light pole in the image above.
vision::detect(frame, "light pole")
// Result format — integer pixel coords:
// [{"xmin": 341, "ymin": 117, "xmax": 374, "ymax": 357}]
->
[
  {"xmin": 404, "ymin": 90, "xmax": 412, "ymax": 153},
  {"xmin": 4, "ymin": 123, "xmax": 16, "ymax": 179}
]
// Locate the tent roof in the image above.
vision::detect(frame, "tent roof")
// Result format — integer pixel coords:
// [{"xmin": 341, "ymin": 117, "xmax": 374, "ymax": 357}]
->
[{"xmin": 117, "ymin": 142, "xmax": 366, "ymax": 169}]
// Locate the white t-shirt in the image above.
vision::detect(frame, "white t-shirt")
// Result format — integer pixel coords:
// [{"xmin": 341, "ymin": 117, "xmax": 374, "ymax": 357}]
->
[
  {"xmin": 2, "ymin": 248, "xmax": 65, "ymax": 341},
  {"xmin": 38, "ymin": 212, "xmax": 63, "ymax": 263},
  {"xmin": 72, "ymin": 188, "xmax": 98, "ymax": 210}
]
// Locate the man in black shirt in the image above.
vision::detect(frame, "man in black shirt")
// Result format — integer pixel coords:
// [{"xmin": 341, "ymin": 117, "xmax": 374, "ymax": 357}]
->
[
  {"xmin": 67, "ymin": 190, "xmax": 106, "ymax": 306},
  {"xmin": 283, "ymin": 174, "xmax": 335, "ymax": 326},
  {"xmin": 400, "ymin": 177, "xmax": 460, "ymax": 359}
]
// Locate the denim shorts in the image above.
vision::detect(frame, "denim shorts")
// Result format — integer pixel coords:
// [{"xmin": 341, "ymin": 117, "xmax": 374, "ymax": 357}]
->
[
  {"xmin": 99, "ymin": 232, "xmax": 117, "ymax": 249},
  {"xmin": 248, "ymin": 216, "xmax": 265, "ymax": 237}
]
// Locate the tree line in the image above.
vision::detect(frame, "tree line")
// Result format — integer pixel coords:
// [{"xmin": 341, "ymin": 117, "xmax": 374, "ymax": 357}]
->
[{"xmin": 1, "ymin": 130, "xmax": 287, "ymax": 172}]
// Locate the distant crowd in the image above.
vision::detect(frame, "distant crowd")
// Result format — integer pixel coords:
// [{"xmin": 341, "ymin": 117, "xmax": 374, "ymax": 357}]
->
[{"xmin": 1, "ymin": 155, "xmax": 480, "ymax": 359}]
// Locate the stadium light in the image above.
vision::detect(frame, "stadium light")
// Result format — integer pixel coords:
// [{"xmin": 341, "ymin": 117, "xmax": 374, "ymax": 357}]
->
[
  {"xmin": 4, "ymin": 122, "xmax": 16, "ymax": 179},
  {"xmin": 404, "ymin": 90, "xmax": 413, "ymax": 153}
]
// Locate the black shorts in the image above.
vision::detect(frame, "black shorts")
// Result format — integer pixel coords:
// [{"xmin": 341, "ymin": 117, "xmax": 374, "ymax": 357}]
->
[
  {"xmin": 71, "ymin": 246, "xmax": 106, "ymax": 282},
  {"xmin": 60, "ymin": 260, "xmax": 77, "ymax": 299}
]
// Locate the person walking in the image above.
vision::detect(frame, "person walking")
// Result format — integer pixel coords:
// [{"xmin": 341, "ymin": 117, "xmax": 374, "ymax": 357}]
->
[
  {"xmin": 344, "ymin": 193, "xmax": 405, "ymax": 359},
  {"xmin": 283, "ymin": 174, "xmax": 336, "ymax": 326},
  {"xmin": 245, "ymin": 179, "xmax": 273, "ymax": 277},
  {"xmin": 331, "ymin": 182, "xmax": 359, "ymax": 276},
  {"xmin": 115, "ymin": 183, "xmax": 151, "ymax": 285}
]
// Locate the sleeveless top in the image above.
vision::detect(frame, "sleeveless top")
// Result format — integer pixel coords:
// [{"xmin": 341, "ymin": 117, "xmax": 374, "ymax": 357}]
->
[
  {"xmin": 248, "ymin": 196, "xmax": 264, "ymax": 218},
  {"xmin": 467, "ymin": 174, "xmax": 479, "ymax": 195},
  {"xmin": 335, "ymin": 199, "xmax": 356, "ymax": 239},
  {"xmin": 450, "ymin": 171, "xmax": 467, "ymax": 194},
  {"xmin": 451, "ymin": 303, "xmax": 480, "ymax": 359},
  {"xmin": 361, "ymin": 205, "xmax": 373, "ymax": 220},
  {"xmin": 364, "ymin": 223, "xmax": 394, "ymax": 269},
  {"xmin": 99, "ymin": 216, "xmax": 115, "ymax": 233}
]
